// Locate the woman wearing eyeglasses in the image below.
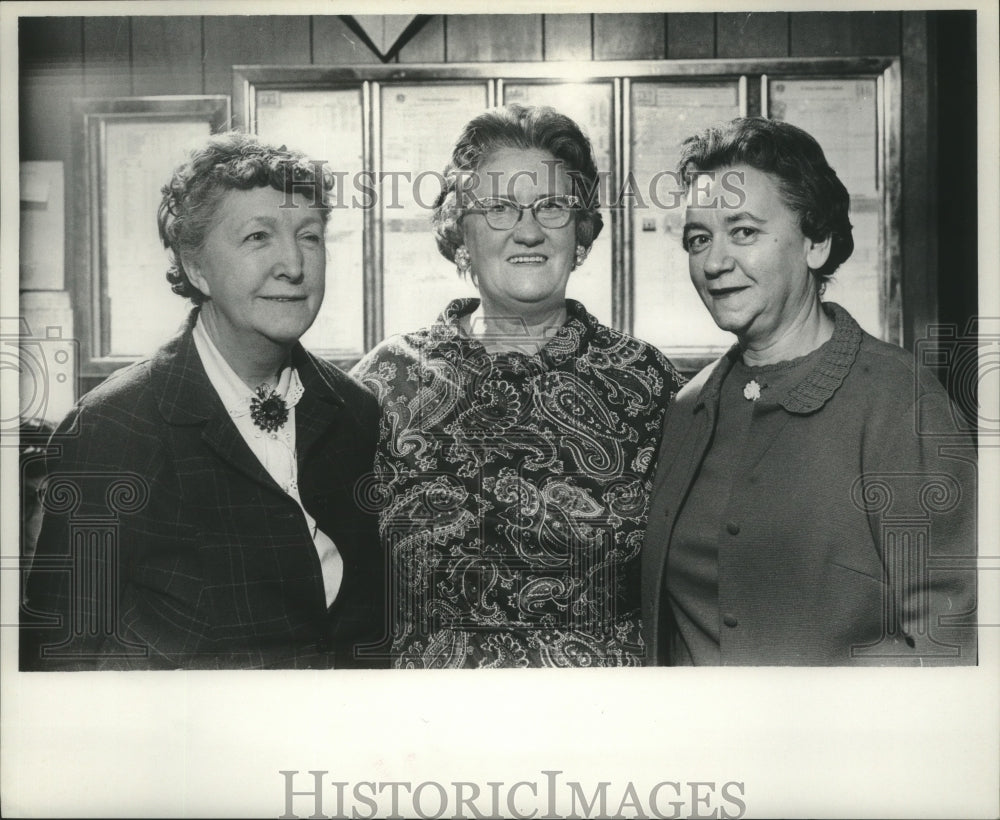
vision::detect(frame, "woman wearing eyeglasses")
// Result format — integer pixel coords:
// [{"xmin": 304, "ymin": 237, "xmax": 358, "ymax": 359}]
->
[{"xmin": 351, "ymin": 104, "xmax": 682, "ymax": 668}]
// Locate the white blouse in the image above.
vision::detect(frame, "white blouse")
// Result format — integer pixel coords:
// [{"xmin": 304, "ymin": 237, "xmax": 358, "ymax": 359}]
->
[{"xmin": 192, "ymin": 318, "xmax": 343, "ymax": 608}]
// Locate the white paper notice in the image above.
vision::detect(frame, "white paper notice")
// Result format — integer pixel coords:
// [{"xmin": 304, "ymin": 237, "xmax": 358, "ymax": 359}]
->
[
  {"xmin": 381, "ymin": 83, "xmax": 488, "ymax": 339},
  {"xmin": 104, "ymin": 120, "xmax": 208, "ymax": 357},
  {"xmin": 256, "ymin": 88, "xmax": 366, "ymax": 356},
  {"xmin": 631, "ymin": 83, "xmax": 741, "ymax": 356},
  {"xmin": 771, "ymin": 78, "xmax": 882, "ymax": 336},
  {"xmin": 504, "ymin": 82, "xmax": 615, "ymax": 325},
  {"xmin": 770, "ymin": 78, "xmax": 878, "ymax": 196}
]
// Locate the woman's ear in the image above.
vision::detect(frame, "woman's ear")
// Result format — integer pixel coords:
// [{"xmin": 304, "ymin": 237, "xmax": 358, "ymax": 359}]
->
[
  {"xmin": 805, "ymin": 234, "xmax": 832, "ymax": 272},
  {"xmin": 182, "ymin": 252, "xmax": 210, "ymax": 297}
]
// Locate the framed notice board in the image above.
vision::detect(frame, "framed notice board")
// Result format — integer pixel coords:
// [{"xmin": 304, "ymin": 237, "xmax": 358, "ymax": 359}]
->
[
  {"xmin": 69, "ymin": 60, "xmax": 894, "ymax": 374},
  {"xmin": 234, "ymin": 58, "xmax": 899, "ymax": 371}
]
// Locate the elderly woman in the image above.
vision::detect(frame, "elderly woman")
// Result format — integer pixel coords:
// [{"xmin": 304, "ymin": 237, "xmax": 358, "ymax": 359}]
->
[
  {"xmin": 351, "ymin": 104, "xmax": 682, "ymax": 668},
  {"xmin": 642, "ymin": 117, "xmax": 977, "ymax": 666},
  {"xmin": 22, "ymin": 132, "xmax": 382, "ymax": 670}
]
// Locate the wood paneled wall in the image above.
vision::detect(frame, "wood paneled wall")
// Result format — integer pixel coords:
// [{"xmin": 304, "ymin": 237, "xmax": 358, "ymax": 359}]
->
[{"xmin": 19, "ymin": 12, "xmax": 905, "ymax": 165}]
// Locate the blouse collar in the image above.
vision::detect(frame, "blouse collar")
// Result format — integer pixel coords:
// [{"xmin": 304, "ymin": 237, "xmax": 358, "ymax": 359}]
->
[
  {"xmin": 695, "ymin": 302, "xmax": 863, "ymax": 415},
  {"xmin": 192, "ymin": 315, "xmax": 304, "ymax": 419}
]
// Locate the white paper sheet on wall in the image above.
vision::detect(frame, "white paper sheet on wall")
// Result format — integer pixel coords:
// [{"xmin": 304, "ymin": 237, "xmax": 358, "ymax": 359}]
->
[
  {"xmin": 503, "ymin": 82, "xmax": 615, "ymax": 326},
  {"xmin": 104, "ymin": 120, "xmax": 208, "ymax": 358},
  {"xmin": 770, "ymin": 78, "xmax": 878, "ymax": 197},
  {"xmin": 631, "ymin": 82, "xmax": 741, "ymax": 355},
  {"xmin": 770, "ymin": 78, "xmax": 882, "ymax": 338},
  {"xmin": 380, "ymin": 83, "xmax": 487, "ymax": 340},
  {"xmin": 19, "ymin": 161, "xmax": 65, "ymax": 291},
  {"xmin": 255, "ymin": 88, "xmax": 367, "ymax": 355}
]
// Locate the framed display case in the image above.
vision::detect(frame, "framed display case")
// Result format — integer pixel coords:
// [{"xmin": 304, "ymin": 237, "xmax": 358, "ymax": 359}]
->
[
  {"xmin": 234, "ymin": 58, "xmax": 899, "ymax": 372},
  {"xmin": 73, "ymin": 95, "xmax": 231, "ymax": 378},
  {"xmin": 71, "ymin": 60, "xmax": 896, "ymax": 373}
]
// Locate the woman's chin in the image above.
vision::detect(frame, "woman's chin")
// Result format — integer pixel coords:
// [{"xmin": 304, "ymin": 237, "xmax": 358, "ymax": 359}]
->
[{"xmin": 257, "ymin": 320, "xmax": 314, "ymax": 349}]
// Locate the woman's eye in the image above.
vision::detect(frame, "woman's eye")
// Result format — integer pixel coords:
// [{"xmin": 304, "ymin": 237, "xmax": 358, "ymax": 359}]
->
[
  {"xmin": 732, "ymin": 227, "xmax": 758, "ymax": 242},
  {"xmin": 685, "ymin": 234, "xmax": 709, "ymax": 252},
  {"xmin": 300, "ymin": 232, "xmax": 322, "ymax": 245},
  {"xmin": 245, "ymin": 231, "xmax": 267, "ymax": 242}
]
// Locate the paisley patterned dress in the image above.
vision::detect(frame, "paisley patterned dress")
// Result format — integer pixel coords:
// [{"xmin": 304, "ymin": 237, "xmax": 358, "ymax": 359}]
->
[{"xmin": 351, "ymin": 299, "xmax": 681, "ymax": 668}]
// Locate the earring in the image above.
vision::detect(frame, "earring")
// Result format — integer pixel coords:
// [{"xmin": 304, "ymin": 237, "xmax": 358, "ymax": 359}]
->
[
  {"xmin": 818, "ymin": 280, "xmax": 827, "ymax": 298},
  {"xmin": 454, "ymin": 246, "xmax": 471, "ymax": 278},
  {"xmin": 574, "ymin": 245, "xmax": 589, "ymax": 268}
]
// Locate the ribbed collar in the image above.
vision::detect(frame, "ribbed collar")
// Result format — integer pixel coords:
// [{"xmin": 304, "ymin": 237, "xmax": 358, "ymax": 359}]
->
[
  {"xmin": 433, "ymin": 298, "xmax": 599, "ymax": 367},
  {"xmin": 695, "ymin": 302, "xmax": 863, "ymax": 415}
]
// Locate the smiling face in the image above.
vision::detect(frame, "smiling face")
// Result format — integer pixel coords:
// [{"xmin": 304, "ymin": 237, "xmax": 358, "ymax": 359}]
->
[
  {"xmin": 184, "ymin": 186, "xmax": 326, "ymax": 362},
  {"xmin": 683, "ymin": 165, "xmax": 831, "ymax": 348},
  {"xmin": 461, "ymin": 147, "xmax": 577, "ymax": 318}
]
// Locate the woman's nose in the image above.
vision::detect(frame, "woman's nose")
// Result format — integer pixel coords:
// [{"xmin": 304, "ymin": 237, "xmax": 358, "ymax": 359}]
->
[
  {"xmin": 274, "ymin": 235, "xmax": 305, "ymax": 281},
  {"xmin": 511, "ymin": 208, "xmax": 545, "ymax": 245},
  {"xmin": 702, "ymin": 239, "xmax": 734, "ymax": 276}
]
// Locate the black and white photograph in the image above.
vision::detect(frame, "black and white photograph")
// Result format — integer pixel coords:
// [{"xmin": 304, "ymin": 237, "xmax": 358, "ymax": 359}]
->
[{"xmin": 2, "ymin": 0, "xmax": 998, "ymax": 816}]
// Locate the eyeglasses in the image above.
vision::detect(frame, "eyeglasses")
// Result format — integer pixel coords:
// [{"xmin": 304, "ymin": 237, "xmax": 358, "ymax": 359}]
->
[{"xmin": 463, "ymin": 195, "xmax": 581, "ymax": 230}]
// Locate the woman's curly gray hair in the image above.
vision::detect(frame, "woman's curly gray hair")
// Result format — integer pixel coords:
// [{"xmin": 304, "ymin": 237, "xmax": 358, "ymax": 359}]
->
[
  {"xmin": 432, "ymin": 104, "xmax": 604, "ymax": 268},
  {"xmin": 157, "ymin": 130, "xmax": 335, "ymax": 303}
]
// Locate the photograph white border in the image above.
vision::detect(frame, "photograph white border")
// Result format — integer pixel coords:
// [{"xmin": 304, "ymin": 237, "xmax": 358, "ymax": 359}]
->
[{"xmin": 2, "ymin": 2, "xmax": 997, "ymax": 817}]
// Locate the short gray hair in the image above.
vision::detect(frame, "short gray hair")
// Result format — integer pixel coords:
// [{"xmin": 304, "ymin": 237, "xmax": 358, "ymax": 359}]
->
[
  {"xmin": 157, "ymin": 131, "xmax": 335, "ymax": 303},
  {"xmin": 432, "ymin": 104, "xmax": 604, "ymax": 269}
]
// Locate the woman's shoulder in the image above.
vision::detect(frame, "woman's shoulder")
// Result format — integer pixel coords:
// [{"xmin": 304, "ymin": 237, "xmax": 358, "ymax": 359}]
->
[
  {"xmin": 349, "ymin": 324, "xmax": 450, "ymax": 379},
  {"xmin": 71, "ymin": 317, "xmax": 200, "ymax": 417},
  {"xmin": 675, "ymin": 356, "xmax": 727, "ymax": 406},
  {"xmin": 585, "ymin": 316, "xmax": 684, "ymax": 382},
  {"xmin": 850, "ymin": 322, "xmax": 950, "ymax": 402},
  {"xmin": 75, "ymin": 357, "xmax": 158, "ymax": 415},
  {"xmin": 44, "ymin": 357, "xmax": 164, "ymax": 468},
  {"xmin": 302, "ymin": 349, "xmax": 375, "ymax": 405}
]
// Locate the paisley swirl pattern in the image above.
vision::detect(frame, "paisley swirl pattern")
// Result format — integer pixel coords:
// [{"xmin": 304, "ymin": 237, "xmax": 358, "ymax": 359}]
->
[{"xmin": 351, "ymin": 299, "xmax": 682, "ymax": 668}]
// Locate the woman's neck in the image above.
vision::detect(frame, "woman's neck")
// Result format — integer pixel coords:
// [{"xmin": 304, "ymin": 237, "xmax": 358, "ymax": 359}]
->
[
  {"xmin": 463, "ymin": 299, "xmax": 568, "ymax": 355},
  {"xmin": 199, "ymin": 305, "xmax": 290, "ymax": 390},
  {"xmin": 741, "ymin": 297, "xmax": 834, "ymax": 367}
]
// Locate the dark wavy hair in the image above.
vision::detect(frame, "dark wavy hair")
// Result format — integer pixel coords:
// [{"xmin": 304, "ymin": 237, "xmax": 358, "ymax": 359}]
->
[
  {"xmin": 678, "ymin": 117, "xmax": 854, "ymax": 280},
  {"xmin": 432, "ymin": 104, "xmax": 604, "ymax": 268},
  {"xmin": 157, "ymin": 131, "xmax": 335, "ymax": 303}
]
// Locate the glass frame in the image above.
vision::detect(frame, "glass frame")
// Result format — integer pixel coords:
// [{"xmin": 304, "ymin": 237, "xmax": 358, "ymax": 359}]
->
[
  {"xmin": 229, "ymin": 59, "xmax": 900, "ymax": 373},
  {"xmin": 73, "ymin": 95, "xmax": 231, "ymax": 379}
]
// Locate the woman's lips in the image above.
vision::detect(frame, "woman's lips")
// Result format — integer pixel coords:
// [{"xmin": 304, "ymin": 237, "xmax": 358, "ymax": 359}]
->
[
  {"xmin": 507, "ymin": 254, "xmax": 548, "ymax": 265},
  {"xmin": 708, "ymin": 286, "xmax": 749, "ymax": 298}
]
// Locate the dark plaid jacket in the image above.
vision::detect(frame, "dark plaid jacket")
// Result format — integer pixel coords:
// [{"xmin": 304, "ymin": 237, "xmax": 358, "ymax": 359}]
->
[{"xmin": 21, "ymin": 311, "xmax": 387, "ymax": 670}]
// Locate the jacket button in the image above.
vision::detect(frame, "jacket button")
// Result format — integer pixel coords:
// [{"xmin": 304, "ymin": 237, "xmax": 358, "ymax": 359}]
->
[
  {"xmin": 726, "ymin": 522, "xmax": 740, "ymax": 535},
  {"xmin": 723, "ymin": 614, "xmax": 738, "ymax": 628}
]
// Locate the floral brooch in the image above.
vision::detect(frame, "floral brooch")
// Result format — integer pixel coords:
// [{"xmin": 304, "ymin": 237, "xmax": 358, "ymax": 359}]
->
[
  {"xmin": 250, "ymin": 385, "xmax": 289, "ymax": 432},
  {"xmin": 743, "ymin": 379, "xmax": 763, "ymax": 401}
]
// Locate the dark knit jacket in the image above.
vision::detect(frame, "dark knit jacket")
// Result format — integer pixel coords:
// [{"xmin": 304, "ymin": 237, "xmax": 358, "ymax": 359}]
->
[{"xmin": 641, "ymin": 303, "xmax": 977, "ymax": 666}]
